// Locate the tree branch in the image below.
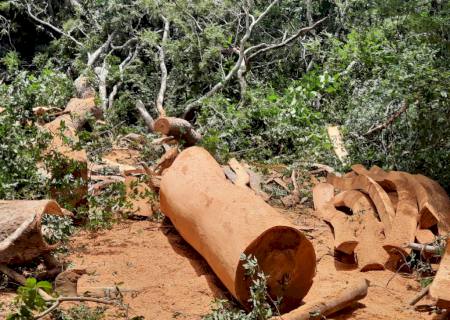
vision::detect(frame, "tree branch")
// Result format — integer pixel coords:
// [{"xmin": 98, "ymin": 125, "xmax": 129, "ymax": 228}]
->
[
  {"xmin": 135, "ymin": 100, "xmax": 155, "ymax": 132},
  {"xmin": 247, "ymin": 16, "xmax": 327, "ymax": 61},
  {"xmin": 156, "ymin": 15, "xmax": 170, "ymax": 117},
  {"xmin": 183, "ymin": 0, "xmax": 280, "ymax": 118},
  {"xmin": 87, "ymin": 33, "xmax": 114, "ymax": 67},
  {"xmin": 364, "ymin": 100, "xmax": 409, "ymax": 137},
  {"xmin": 25, "ymin": 3, "xmax": 83, "ymax": 47},
  {"xmin": 34, "ymin": 296, "xmax": 113, "ymax": 319}
]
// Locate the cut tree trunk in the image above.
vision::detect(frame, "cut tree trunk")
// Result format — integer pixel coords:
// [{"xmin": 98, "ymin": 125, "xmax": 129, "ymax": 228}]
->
[
  {"xmin": 0, "ymin": 200, "xmax": 62, "ymax": 264},
  {"xmin": 159, "ymin": 147, "xmax": 316, "ymax": 313},
  {"xmin": 275, "ymin": 278, "xmax": 369, "ymax": 320},
  {"xmin": 154, "ymin": 117, "xmax": 201, "ymax": 146}
]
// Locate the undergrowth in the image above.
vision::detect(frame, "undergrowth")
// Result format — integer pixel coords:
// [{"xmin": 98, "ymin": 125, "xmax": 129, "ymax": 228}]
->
[{"xmin": 204, "ymin": 254, "xmax": 279, "ymax": 320}]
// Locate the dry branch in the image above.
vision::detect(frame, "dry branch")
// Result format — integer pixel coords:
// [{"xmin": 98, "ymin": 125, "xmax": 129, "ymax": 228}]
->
[
  {"xmin": 275, "ymin": 278, "xmax": 369, "ymax": 320},
  {"xmin": 135, "ymin": 100, "xmax": 154, "ymax": 132},
  {"xmin": 364, "ymin": 100, "xmax": 409, "ymax": 137},
  {"xmin": 155, "ymin": 15, "xmax": 170, "ymax": 117}
]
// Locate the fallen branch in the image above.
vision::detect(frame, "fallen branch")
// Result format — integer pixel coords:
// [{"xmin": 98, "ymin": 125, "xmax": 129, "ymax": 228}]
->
[
  {"xmin": 409, "ymin": 286, "xmax": 430, "ymax": 306},
  {"xmin": 34, "ymin": 296, "xmax": 113, "ymax": 319},
  {"xmin": 275, "ymin": 278, "xmax": 369, "ymax": 320},
  {"xmin": 154, "ymin": 117, "xmax": 201, "ymax": 146},
  {"xmin": 135, "ymin": 100, "xmax": 155, "ymax": 132},
  {"xmin": 406, "ymin": 243, "xmax": 441, "ymax": 255},
  {"xmin": 364, "ymin": 100, "xmax": 409, "ymax": 137}
]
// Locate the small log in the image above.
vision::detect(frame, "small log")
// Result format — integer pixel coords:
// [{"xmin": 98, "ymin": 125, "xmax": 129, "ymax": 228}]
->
[
  {"xmin": 327, "ymin": 126, "xmax": 349, "ymax": 165},
  {"xmin": 275, "ymin": 278, "xmax": 369, "ymax": 320},
  {"xmin": 160, "ymin": 147, "xmax": 316, "ymax": 313},
  {"xmin": 154, "ymin": 117, "xmax": 201, "ymax": 146},
  {"xmin": 406, "ymin": 243, "xmax": 441, "ymax": 255}
]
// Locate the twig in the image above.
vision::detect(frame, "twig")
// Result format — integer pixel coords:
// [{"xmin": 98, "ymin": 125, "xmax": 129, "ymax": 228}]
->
[
  {"xmin": 364, "ymin": 100, "xmax": 409, "ymax": 136},
  {"xmin": 25, "ymin": 3, "xmax": 82, "ymax": 47},
  {"xmin": 34, "ymin": 296, "xmax": 113, "ymax": 319},
  {"xmin": 409, "ymin": 286, "xmax": 430, "ymax": 306},
  {"xmin": 406, "ymin": 243, "xmax": 441, "ymax": 255}
]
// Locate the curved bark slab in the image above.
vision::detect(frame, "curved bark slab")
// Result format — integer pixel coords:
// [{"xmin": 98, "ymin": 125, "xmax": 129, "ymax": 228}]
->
[
  {"xmin": 317, "ymin": 202, "xmax": 358, "ymax": 255},
  {"xmin": 312, "ymin": 183, "xmax": 334, "ymax": 210},
  {"xmin": 160, "ymin": 147, "xmax": 316, "ymax": 312},
  {"xmin": 429, "ymin": 240, "xmax": 450, "ymax": 308},
  {"xmin": 327, "ymin": 173, "xmax": 395, "ymax": 234},
  {"xmin": 333, "ymin": 191, "xmax": 387, "ymax": 271},
  {"xmin": 413, "ymin": 174, "xmax": 450, "ymax": 234},
  {"xmin": 0, "ymin": 200, "xmax": 62, "ymax": 264}
]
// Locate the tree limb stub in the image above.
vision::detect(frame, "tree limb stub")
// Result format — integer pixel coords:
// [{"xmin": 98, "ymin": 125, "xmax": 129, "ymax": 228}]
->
[{"xmin": 154, "ymin": 117, "xmax": 201, "ymax": 146}]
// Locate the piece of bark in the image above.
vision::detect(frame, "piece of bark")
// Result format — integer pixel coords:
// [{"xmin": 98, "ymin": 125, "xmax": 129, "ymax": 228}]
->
[
  {"xmin": 312, "ymin": 183, "xmax": 334, "ymax": 210},
  {"xmin": 155, "ymin": 147, "xmax": 179, "ymax": 174},
  {"xmin": 327, "ymin": 126, "xmax": 349, "ymax": 165},
  {"xmin": 0, "ymin": 200, "xmax": 62, "ymax": 264},
  {"xmin": 318, "ymin": 202, "xmax": 358, "ymax": 255},
  {"xmin": 387, "ymin": 192, "xmax": 399, "ymax": 211},
  {"xmin": 55, "ymin": 269, "xmax": 86, "ymax": 296},
  {"xmin": 159, "ymin": 147, "xmax": 316, "ymax": 312},
  {"xmin": 429, "ymin": 240, "xmax": 450, "ymax": 308},
  {"xmin": 415, "ymin": 229, "xmax": 435, "ymax": 244},
  {"xmin": 154, "ymin": 117, "xmax": 201, "ymax": 146},
  {"xmin": 223, "ymin": 165, "xmax": 237, "ymax": 183},
  {"xmin": 228, "ymin": 158, "xmax": 250, "ymax": 187},
  {"xmin": 333, "ymin": 190, "xmax": 387, "ymax": 271},
  {"xmin": 327, "ymin": 173, "xmax": 395, "ymax": 234},
  {"xmin": 414, "ymin": 174, "xmax": 450, "ymax": 234},
  {"xmin": 275, "ymin": 278, "xmax": 369, "ymax": 320},
  {"xmin": 245, "ymin": 167, "xmax": 270, "ymax": 201}
]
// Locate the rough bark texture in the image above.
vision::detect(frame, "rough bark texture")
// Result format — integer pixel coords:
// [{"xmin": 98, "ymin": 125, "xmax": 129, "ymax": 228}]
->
[
  {"xmin": 0, "ymin": 200, "xmax": 62, "ymax": 264},
  {"xmin": 154, "ymin": 117, "xmax": 201, "ymax": 146},
  {"xmin": 159, "ymin": 147, "xmax": 316, "ymax": 312}
]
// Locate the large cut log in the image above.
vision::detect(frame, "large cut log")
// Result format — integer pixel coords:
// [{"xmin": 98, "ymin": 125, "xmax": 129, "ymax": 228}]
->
[
  {"xmin": 429, "ymin": 240, "xmax": 450, "ymax": 308},
  {"xmin": 160, "ymin": 147, "xmax": 316, "ymax": 312},
  {"xmin": 0, "ymin": 200, "xmax": 62, "ymax": 264},
  {"xmin": 44, "ymin": 97, "xmax": 102, "ymax": 208},
  {"xmin": 312, "ymin": 183, "xmax": 357, "ymax": 255},
  {"xmin": 333, "ymin": 191, "xmax": 387, "ymax": 271},
  {"xmin": 154, "ymin": 117, "xmax": 201, "ymax": 146},
  {"xmin": 275, "ymin": 278, "xmax": 369, "ymax": 320},
  {"xmin": 327, "ymin": 173, "xmax": 395, "ymax": 234}
]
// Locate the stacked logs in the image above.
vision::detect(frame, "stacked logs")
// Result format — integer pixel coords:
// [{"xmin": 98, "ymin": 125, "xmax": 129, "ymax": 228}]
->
[{"xmin": 313, "ymin": 164, "xmax": 450, "ymax": 307}]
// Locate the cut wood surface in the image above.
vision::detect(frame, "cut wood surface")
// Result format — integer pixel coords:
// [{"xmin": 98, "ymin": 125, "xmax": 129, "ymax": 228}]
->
[
  {"xmin": 429, "ymin": 240, "xmax": 450, "ymax": 308},
  {"xmin": 333, "ymin": 191, "xmax": 387, "ymax": 271},
  {"xmin": 154, "ymin": 117, "xmax": 201, "ymax": 146},
  {"xmin": 160, "ymin": 147, "xmax": 316, "ymax": 312},
  {"xmin": 275, "ymin": 278, "xmax": 369, "ymax": 320},
  {"xmin": 0, "ymin": 200, "xmax": 62, "ymax": 264},
  {"xmin": 415, "ymin": 229, "xmax": 435, "ymax": 244},
  {"xmin": 312, "ymin": 183, "xmax": 334, "ymax": 210}
]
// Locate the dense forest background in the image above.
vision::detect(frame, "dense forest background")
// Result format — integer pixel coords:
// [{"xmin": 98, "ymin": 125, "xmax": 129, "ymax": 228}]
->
[{"xmin": 0, "ymin": 0, "xmax": 449, "ymax": 201}]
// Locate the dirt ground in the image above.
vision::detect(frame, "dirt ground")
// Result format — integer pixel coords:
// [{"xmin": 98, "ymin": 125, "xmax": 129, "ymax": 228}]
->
[{"xmin": 62, "ymin": 206, "xmax": 442, "ymax": 320}]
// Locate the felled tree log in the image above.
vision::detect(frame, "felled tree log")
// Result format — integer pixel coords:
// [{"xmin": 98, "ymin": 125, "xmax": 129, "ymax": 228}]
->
[
  {"xmin": 44, "ymin": 97, "xmax": 102, "ymax": 208},
  {"xmin": 275, "ymin": 278, "xmax": 369, "ymax": 320},
  {"xmin": 429, "ymin": 240, "xmax": 450, "ymax": 308},
  {"xmin": 160, "ymin": 147, "xmax": 316, "ymax": 312},
  {"xmin": 333, "ymin": 191, "xmax": 387, "ymax": 271},
  {"xmin": 0, "ymin": 200, "xmax": 62, "ymax": 264},
  {"xmin": 154, "ymin": 117, "xmax": 201, "ymax": 146}
]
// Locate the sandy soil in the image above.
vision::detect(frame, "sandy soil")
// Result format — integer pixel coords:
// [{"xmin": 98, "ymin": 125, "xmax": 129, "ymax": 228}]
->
[{"xmin": 63, "ymin": 206, "xmax": 442, "ymax": 320}]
